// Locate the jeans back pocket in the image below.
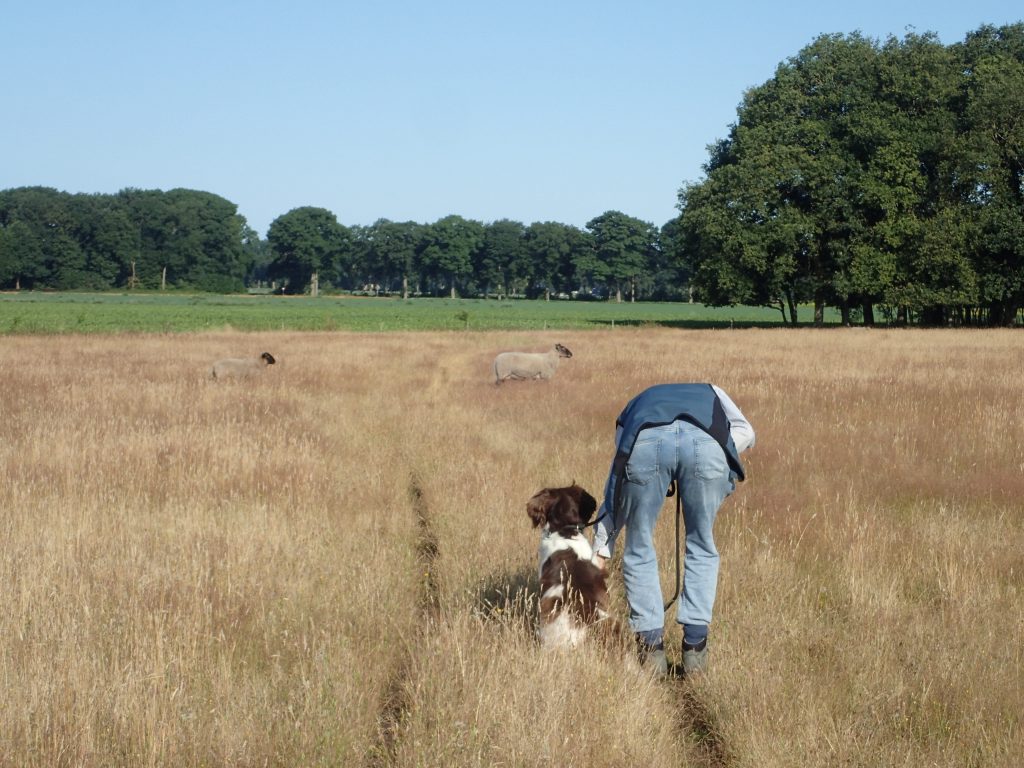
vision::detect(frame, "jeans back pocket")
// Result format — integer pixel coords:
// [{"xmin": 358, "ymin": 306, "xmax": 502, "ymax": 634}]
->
[{"xmin": 624, "ymin": 437, "xmax": 660, "ymax": 485}]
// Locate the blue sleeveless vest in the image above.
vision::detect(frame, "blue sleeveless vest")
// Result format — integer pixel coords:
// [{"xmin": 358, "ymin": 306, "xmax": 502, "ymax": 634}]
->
[{"xmin": 604, "ymin": 383, "xmax": 745, "ymax": 530}]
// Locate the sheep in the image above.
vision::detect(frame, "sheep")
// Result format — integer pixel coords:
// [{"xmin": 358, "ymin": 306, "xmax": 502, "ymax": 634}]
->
[
  {"xmin": 210, "ymin": 352, "xmax": 276, "ymax": 380},
  {"xmin": 493, "ymin": 343, "xmax": 572, "ymax": 384}
]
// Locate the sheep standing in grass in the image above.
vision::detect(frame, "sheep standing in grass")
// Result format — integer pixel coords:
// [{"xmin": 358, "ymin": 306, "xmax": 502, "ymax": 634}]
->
[
  {"xmin": 493, "ymin": 343, "xmax": 572, "ymax": 384},
  {"xmin": 210, "ymin": 352, "xmax": 276, "ymax": 380}
]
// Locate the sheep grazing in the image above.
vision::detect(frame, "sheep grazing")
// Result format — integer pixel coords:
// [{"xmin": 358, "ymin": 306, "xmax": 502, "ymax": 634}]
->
[
  {"xmin": 210, "ymin": 352, "xmax": 276, "ymax": 380},
  {"xmin": 493, "ymin": 343, "xmax": 572, "ymax": 384}
]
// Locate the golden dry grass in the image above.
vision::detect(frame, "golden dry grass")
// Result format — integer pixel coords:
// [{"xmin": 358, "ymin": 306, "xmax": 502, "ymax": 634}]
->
[{"xmin": 0, "ymin": 328, "xmax": 1021, "ymax": 767}]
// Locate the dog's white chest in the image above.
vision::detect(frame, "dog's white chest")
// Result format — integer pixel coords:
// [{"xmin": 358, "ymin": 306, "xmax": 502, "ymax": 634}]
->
[{"xmin": 537, "ymin": 529, "xmax": 594, "ymax": 577}]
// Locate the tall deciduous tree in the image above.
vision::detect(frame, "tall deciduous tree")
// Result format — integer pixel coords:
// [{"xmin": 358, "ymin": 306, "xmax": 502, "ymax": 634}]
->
[
  {"xmin": 267, "ymin": 207, "xmax": 349, "ymax": 295},
  {"xmin": 821, "ymin": 32, "xmax": 982, "ymax": 325},
  {"xmin": 0, "ymin": 187, "xmax": 70, "ymax": 289},
  {"xmin": 80, "ymin": 196, "xmax": 139, "ymax": 288},
  {"xmin": 476, "ymin": 219, "xmax": 526, "ymax": 299},
  {"xmin": 584, "ymin": 211, "xmax": 655, "ymax": 302},
  {"xmin": 0, "ymin": 220, "xmax": 43, "ymax": 289},
  {"xmin": 649, "ymin": 218, "xmax": 691, "ymax": 301},
  {"xmin": 524, "ymin": 221, "xmax": 582, "ymax": 299},
  {"xmin": 679, "ymin": 25, "xmax": 1024, "ymax": 326},
  {"xmin": 418, "ymin": 215, "xmax": 484, "ymax": 298},
  {"xmin": 955, "ymin": 23, "xmax": 1024, "ymax": 325},
  {"xmin": 116, "ymin": 188, "xmax": 249, "ymax": 291},
  {"xmin": 361, "ymin": 219, "xmax": 423, "ymax": 297}
]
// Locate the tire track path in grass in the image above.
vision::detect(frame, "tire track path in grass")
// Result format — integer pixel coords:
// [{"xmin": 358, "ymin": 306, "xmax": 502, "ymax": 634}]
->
[
  {"xmin": 365, "ymin": 472, "xmax": 441, "ymax": 767},
  {"xmin": 672, "ymin": 675, "xmax": 733, "ymax": 768},
  {"xmin": 409, "ymin": 473, "xmax": 441, "ymax": 621}
]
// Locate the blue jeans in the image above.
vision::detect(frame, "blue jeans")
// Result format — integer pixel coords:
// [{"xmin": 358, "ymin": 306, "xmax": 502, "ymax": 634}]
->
[{"xmin": 618, "ymin": 420, "xmax": 735, "ymax": 634}]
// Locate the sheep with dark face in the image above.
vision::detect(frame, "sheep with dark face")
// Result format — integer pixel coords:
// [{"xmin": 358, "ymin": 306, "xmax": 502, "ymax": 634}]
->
[
  {"xmin": 493, "ymin": 343, "xmax": 572, "ymax": 384},
  {"xmin": 210, "ymin": 352, "xmax": 276, "ymax": 380}
]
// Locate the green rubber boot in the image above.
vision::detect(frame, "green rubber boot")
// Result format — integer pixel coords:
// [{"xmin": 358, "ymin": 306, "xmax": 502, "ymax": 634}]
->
[
  {"xmin": 682, "ymin": 638, "xmax": 708, "ymax": 676},
  {"xmin": 643, "ymin": 647, "xmax": 668, "ymax": 679}
]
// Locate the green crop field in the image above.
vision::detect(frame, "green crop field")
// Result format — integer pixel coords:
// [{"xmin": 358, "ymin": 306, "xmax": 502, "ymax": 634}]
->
[{"xmin": 0, "ymin": 291, "xmax": 841, "ymax": 334}]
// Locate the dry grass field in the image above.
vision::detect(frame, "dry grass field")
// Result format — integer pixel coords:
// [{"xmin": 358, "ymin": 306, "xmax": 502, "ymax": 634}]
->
[{"xmin": 1, "ymin": 327, "xmax": 1021, "ymax": 767}]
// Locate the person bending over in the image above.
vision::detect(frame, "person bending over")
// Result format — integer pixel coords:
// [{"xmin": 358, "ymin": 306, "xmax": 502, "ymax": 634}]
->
[{"xmin": 592, "ymin": 383, "xmax": 755, "ymax": 677}]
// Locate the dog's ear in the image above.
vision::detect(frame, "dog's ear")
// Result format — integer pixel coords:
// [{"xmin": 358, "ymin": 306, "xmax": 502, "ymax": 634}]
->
[
  {"xmin": 527, "ymin": 489, "xmax": 554, "ymax": 528},
  {"xmin": 577, "ymin": 488, "xmax": 597, "ymax": 523},
  {"xmin": 562, "ymin": 484, "xmax": 595, "ymax": 524}
]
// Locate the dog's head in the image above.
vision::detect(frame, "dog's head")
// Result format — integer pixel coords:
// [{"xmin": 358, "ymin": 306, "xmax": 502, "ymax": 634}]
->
[
  {"xmin": 554, "ymin": 343, "xmax": 572, "ymax": 359},
  {"xmin": 526, "ymin": 484, "xmax": 597, "ymax": 531},
  {"xmin": 261, "ymin": 352, "xmax": 276, "ymax": 365}
]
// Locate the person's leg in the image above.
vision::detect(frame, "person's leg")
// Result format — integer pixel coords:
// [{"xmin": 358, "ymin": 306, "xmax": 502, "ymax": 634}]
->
[
  {"xmin": 619, "ymin": 424, "xmax": 676, "ymax": 644},
  {"xmin": 675, "ymin": 423, "xmax": 735, "ymax": 639}
]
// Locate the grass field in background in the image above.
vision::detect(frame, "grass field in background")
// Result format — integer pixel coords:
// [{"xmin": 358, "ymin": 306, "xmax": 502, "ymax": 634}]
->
[{"xmin": 0, "ymin": 291, "xmax": 841, "ymax": 333}]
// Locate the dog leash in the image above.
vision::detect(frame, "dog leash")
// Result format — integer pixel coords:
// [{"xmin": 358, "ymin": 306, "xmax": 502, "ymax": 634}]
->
[
  {"xmin": 579, "ymin": 508, "xmax": 609, "ymax": 531},
  {"xmin": 663, "ymin": 479, "xmax": 682, "ymax": 613}
]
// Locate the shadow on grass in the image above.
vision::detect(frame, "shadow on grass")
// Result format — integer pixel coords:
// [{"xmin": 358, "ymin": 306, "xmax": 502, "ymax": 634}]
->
[
  {"xmin": 473, "ymin": 564, "xmax": 539, "ymax": 636},
  {"xmin": 672, "ymin": 678, "xmax": 734, "ymax": 768},
  {"xmin": 590, "ymin": 318, "xmax": 841, "ymax": 330}
]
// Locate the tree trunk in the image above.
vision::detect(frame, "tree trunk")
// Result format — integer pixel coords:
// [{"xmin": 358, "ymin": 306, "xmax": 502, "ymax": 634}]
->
[
  {"xmin": 840, "ymin": 304, "xmax": 851, "ymax": 326},
  {"xmin": 787, "ymin": 291, "xmax": 799, "ymax": 325},
  {"xmin": 921, "ymin": 306, "xmax": 944, "ymax": 326},
  {"xmin": 814, "ymin": 295, "xmax": 824, "ymax": 327},
  {"xmin": 615, "ymin": 286, "xmax": 622, "ymax": 303},
  {"xmin": 311, "ymin": 270, "xmax": 319, "ymax": 298},
  {"xmin": 862, "ymin": 302, "xmax": 875, "ymax": 326},
  {"xmin": 161, "ymin": 266, "xmax": 166, "ymax": 291},
  {"xmin": 402, "ymin": 275, "xmax": 409, "ymax": 300},
  {"xmin": 990, "ymin": 301, "xmax": 1019, "ymax": 327}
]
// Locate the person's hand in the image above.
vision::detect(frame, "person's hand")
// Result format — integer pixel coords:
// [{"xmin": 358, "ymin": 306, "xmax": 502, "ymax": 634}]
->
[{"xmin": 592, "ymin": 554, "xmax": 608, "ymax": 571}]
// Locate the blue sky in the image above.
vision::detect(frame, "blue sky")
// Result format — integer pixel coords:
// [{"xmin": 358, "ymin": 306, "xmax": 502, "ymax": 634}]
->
[{"xmin": 4, "ymin": 1, "xmax": 1020, "ymax": 237}]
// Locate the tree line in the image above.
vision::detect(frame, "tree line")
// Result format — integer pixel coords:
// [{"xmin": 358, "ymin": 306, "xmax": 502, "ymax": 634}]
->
[
  {"xmin": 261, "ymin": 208, "xmax": 681, "ymax": 301},
  {"xmin": 0, "ymin": 187, "xmax": 681, "ymax": 302},
  {"xmin": 0, "ymin": 187, "xmax": 254, "ymax": 294},
  {"xmin": 1, "ymin": 23, "xmax": 1021, "ymax": 325}
]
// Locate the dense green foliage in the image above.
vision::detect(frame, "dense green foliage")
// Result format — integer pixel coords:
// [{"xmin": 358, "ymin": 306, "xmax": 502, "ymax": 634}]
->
[
  {"xmin": 265, "ymin": 207, "xmax": 349, "ymax": 296},
  {"xmin": 0, "ymin": 187, "xmax": 678, "ymax": 304},
  {"xmin": 679, "ymin": 24, "xmax": 1024, "ymax": 326},
  {"xmin": 1, "ymin": 24, "xmax": 1021, "ymax": 326},
  {"xmin": 0, "ymin": 187, "xmax": 253, "ymax": 293},
  {"xmin": 0, "ymin": 292, "xmax": 834, "ymax": 334}
]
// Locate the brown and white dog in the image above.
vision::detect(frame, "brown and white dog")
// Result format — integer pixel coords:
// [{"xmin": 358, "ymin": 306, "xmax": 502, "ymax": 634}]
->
[{"xmin": 526, "ymin": 484, "xmax": 613, "ymax": 648}]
